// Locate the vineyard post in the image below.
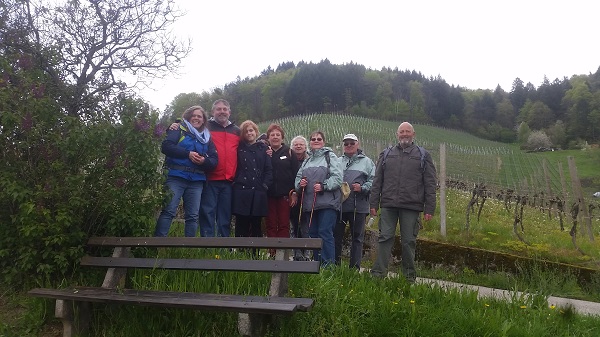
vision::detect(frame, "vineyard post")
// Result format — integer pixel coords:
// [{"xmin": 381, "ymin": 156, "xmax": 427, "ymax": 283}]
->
[
  {"xmin": 542, "ymin": 160, "xmax": 556, "ymax": 217},
  {"xmin": 558, "ymin": 162, "xmax": 570, "ymax": 205},
  {"xmin": 439, "ymin": 143, "xmax": 447, "ymax": 237},
  {"xmin": 567, "ymin": 156, "xmax": 594, "ymax": 241}
]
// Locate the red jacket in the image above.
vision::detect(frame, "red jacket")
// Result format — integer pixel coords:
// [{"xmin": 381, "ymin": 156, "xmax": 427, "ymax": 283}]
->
[{"xmin": 206, "ymin": 118, "xmax": 240, "ymax": 181}]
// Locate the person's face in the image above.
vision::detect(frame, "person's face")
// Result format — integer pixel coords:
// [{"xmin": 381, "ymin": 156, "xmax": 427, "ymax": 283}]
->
[
  {"xmin": 397, "ymin": 123, "xmax": 415, "ymax": 147},
  {"xmin": 268, "ymin": 130, "xmax": 283, "ymax": 149},
  {"xmin": 292, "ymin": 139, "xmax": 306, "ymax": 155},
  {"xmin": 309, "ymin": 134, "xmax": 324, "ymax": 150},
  {"xmin": 212, "ymin": 102, "xmax": 230, "ymax": 125},
  {"xmin": 343, "ymin": 139, "xmax": 358, "ymax": 155},
  {"xmin": 189, "ymin": 109, "xmax": 204, "ymax": 129},
  {"xmin": 244, "ymin": 127, "xmax": 257, "ymax": 143}
]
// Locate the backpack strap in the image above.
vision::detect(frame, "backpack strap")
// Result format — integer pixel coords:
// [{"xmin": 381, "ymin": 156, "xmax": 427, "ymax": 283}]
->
[
  {"xmin": 324, "ymin": 150, "xmax": 331, "ymax": 179},
  {"xmin": 381, "ymin": 145, "xmax": 426, "ymax": 172}
]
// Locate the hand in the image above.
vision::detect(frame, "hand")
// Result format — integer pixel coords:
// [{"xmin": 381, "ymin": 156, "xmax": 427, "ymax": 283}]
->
[
  {"xmin": 299, "ymin": 178, "xmax": 308, "ymax": 188},
  {"xmin": 351, "ymin": 183, "xmax": 361, "ymax": 192},
  {"xmin": 424, "ymin": 213, "xmax": 433, "ymax": 221},
  {"xmin": 169, "ymin": 123, "xmax": 180, "ymax": 131},
  {"xmin": 370, "ymin": 208, "xmax": 377, "ymax": 217},
  {"xmin": 313, "ymin": 182, "xmax": 322, "ymax": 192},
  {"xmin": 266, "ymin": 146, "xmax": 273, "ymax": 157},
  {"xmin": 289, "ymin": 192, "xmax": 298, "ymax": 207},
  {"xmin": 189, "ymin": 151, "xmax": 205, "ymax": 165}
]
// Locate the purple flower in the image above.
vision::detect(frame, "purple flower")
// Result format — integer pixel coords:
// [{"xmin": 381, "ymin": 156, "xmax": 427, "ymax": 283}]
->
[
  {"xmin": 31, "ymin": 84, "xmax": 45, "ymax": 98},
  {"xmin": 21, "ymin": 113, "xmax": 33, "ymax": 131},
  {"xmin": 134, "ymin": 118, "xmax": 150, "ymax": 132},
  {"xmin": 153, "ymin": 124, "xmax": 165, "ymax": 138},
  {"xmin": 17, "ymin": 54, "xmax": 33, "ymax": 71}
]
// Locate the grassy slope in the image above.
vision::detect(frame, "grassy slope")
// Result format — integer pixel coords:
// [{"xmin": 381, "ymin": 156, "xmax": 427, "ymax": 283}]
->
[{"xmin": 261, "ymin": 114, "xmax": 600, "ymax": 267}]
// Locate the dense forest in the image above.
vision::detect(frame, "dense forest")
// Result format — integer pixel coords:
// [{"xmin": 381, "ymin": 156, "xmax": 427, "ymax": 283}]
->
[{"xmin": 164, "ymin": 60, "xmax": 600, "ymax": 149}]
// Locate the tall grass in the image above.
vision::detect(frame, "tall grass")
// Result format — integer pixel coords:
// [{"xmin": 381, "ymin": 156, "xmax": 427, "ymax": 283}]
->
[{"xmin": 23, "ymin": 261, "xmax": 600, "ymax": 336}]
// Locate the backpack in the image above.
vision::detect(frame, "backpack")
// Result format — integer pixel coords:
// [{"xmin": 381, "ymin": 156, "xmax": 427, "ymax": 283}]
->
[
  {"xmin": 381, "ymin": 145, "xmax": 426, "ymax": 172},
  {"xmin": 323, "ymin": 151, "xmax": 351, "ymax": 202}
]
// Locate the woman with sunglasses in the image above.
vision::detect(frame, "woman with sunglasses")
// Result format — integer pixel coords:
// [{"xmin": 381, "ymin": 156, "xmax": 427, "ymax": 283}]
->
[{"xmin": 294, "ymin": 131, "xmax": 343, "ymax": 266}]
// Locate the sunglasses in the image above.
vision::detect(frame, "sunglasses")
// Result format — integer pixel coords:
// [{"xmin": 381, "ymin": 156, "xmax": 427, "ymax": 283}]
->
[
  {"xmin": 343, "ymin": 141, "xmax": 356, "ymax": 146},
  {"xmin": 310, "ymin": 137, "xmax": 323, "ymax": 142}
]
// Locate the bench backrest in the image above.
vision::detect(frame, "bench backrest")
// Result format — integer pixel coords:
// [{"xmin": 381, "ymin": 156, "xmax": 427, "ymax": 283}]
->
[{"xmin": 83, "ymin": 237, "xmax": 322, "ymax": 274}]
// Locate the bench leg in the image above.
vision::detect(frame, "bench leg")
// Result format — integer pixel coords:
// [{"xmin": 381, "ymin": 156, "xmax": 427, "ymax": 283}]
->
[
  {"xmin": 55, "ymin": 300, "xmax": 91, "ymax": 337},
  {"xmin": 269, "ymin": 248, "xmax": 290, "ymax": 297},
  {"xmin": 238, "ymin": 313, "xmax": 269, "ymax": 337}
]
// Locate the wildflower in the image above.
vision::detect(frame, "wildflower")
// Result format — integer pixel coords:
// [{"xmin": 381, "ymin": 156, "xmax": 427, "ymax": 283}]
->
[
  {"xmin": 393, "ymin": 301, "xmax": 398, "ymax": 305},
  {"xmin": 484, "ymin": 304, "xmax": 490, "ymax": 307},
  {"xmin": 550, "ymin": 305, "xmax": 556, "ymax": 310},
  {"xmin": 21, "ymin": 112, "xmax": 33, "ymax": 131},
  {"xmin": 215, "ymin": 255, "xmax": 220, "ymax": 259},
  {"xmin": 153, "ymin": 124, "xmax": 165, "ymax": 138},
  {"xmin": 134, "ymin": 118, "xmax": 151, "ymax": 132},
  {"xmin": 520, "ymin": 305, "xmax": 527, "ymax": 309},
  {"xmin": 410, "ymin": 299, "xmax": 415, "ymax": 304}
]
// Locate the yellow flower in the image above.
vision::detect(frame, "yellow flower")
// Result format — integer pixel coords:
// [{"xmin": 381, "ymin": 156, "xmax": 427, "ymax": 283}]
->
[
  {"xmin": 484, "ymin": 304, "xmax": 490, "ymax": 307},
  {"xmin": 520, "ymin": 305, "xmax": 527, "ymax": 309},
  {"xmin": 215, "ymin": 255, "xmax": 220, "ymax": 259},
  {"xmin": 410, "ymin": 299, "xmax": 415, "ymax": 304},
  {"xmin": 550, "ymin": 305, "xmax": 556, "ymax": 310}
]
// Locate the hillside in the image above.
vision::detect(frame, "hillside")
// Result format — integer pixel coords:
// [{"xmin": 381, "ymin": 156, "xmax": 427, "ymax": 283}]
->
[{"xmin": 259, "ymin": 113, "xmax": 600, "ymax": 198}]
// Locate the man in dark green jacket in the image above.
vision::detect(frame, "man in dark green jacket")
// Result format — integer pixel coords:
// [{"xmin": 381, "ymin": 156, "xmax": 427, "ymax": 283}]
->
[{"xmin": 369, "ymin": 122, "xmax": 437, "ymax": 282}]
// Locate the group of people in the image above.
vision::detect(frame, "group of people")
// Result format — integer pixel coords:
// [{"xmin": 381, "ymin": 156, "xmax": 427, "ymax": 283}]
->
[{"xmin": 154, "ymin": 99, "xmax": 437, "ymax": 282}]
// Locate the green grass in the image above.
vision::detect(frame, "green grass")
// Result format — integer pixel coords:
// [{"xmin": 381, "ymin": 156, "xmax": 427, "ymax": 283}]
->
[
  {"xmin": 418, "ymin": 188, "xmax": 600, "ymax": 266},
  {"xmin": 15, "ymin": 249, "xmax": 600, "ymax": 337},
  {"xmin": 4, "ymin": 115, "xmax": 600, "ymax": 336}
]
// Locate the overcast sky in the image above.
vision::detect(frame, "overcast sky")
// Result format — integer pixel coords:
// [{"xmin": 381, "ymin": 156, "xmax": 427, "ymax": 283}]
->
[{"xmin": 138, "ymin": 0, "xmax": 599, "ymax": 111}]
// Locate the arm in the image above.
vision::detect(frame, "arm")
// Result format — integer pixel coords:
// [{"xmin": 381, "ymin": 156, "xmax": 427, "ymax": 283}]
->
[
  {"xmin": 200, "ymin": 139, "xmax": 219, "ymax": 172},
  {"xmin": 369, "ymin": 151, "xmax": 385, "ymax": 213},
  {"xmin": 322, "ymin": 153, "xmax": 342, "ymax": 190},
  {"xmin": 422, "ymin": 151, "xmax": 438, "ymax": 218},
  {"xmin": 262, "ymin": 151, "xmax": 273, "ymax": 190},
  {"xmin": 160, "ymin": 129, "xmax": 189, "ymax": 158},
  {"xmin": 361, "ymin": 158, "xmax": 376, "ymax": 194}
]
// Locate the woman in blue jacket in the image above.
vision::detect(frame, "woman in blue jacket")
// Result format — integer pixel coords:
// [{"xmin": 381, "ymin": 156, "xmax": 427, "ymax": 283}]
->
[{"xmin": 154, "ymin": 106, "xmax": 218, "ymax": 237}]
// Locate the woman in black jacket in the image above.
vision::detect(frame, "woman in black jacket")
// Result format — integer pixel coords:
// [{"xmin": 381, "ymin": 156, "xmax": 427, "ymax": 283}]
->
[
  {"xmin": 231, "ymin": 120, "xmax": 273, "ymax": 238},
  {"xmin": 265, "ymin": 124, "xmax": 299, "ymax": 239}
]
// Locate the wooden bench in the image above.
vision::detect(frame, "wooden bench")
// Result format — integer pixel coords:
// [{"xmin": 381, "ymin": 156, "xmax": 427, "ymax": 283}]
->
[{"xmin": 28, "ymin": 236, "xmax": 322, "ymax": 337}]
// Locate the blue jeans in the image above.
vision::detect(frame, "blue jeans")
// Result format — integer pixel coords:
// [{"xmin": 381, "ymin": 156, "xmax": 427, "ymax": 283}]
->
[
  {"xmin": 155, "ymin": 176, "xmax": 204, "ymax": 237},
  {"xmin": 308, "ymin": 208, "xmax": 336, "ymax": 266},
  {"xmin": 199, "ymin": 180, "xmax": 233, "ymax": 237}
]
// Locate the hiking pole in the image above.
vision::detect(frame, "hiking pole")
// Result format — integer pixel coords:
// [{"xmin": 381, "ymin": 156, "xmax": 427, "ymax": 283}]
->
[
  {"xmin": 298, "ymin": 177, "xmax": 307, "ymax": 225},
  {"xmin": 308, "ymin": 183, "xmax": 319, "ymax": 228},
  {"xmin": 352, "ymin": 182, "xmax": 359, "ymax": 225}
]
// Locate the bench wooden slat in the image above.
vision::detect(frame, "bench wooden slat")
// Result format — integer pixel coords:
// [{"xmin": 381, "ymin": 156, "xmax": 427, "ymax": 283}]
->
[
  {"xmin": 87, "ymin": 237, "xmax": 322, "ymax": 250},
  {"xmin": 81, "ymin": 256, "xmax": 321, "ymax": 274},
  {"xmin": 28, "ymin": 287, "xmax": 313, "ymax": 315}
]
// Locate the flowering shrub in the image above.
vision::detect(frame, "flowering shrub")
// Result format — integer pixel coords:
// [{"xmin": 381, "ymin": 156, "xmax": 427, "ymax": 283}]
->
[{"xmin": 0, "ymin": 52, "xmax": 165, "ymax": 287}]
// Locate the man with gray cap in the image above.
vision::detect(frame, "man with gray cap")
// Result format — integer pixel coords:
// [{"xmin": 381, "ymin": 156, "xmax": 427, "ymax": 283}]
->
[{"xmin": 335, "ymin": 133, "xmax": 375, "ymax": 268}]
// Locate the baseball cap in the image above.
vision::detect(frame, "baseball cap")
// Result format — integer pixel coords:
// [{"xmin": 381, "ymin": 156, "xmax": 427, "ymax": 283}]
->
[{"xmin": 342, "ymin": 133, "xmax": 358, "ymax": 142}]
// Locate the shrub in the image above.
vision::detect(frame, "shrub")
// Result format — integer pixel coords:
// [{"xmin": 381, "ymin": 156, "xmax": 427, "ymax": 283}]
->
[{"xmin": 0, "ymin": 51, "xmax": 165, "ymax": 288}]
